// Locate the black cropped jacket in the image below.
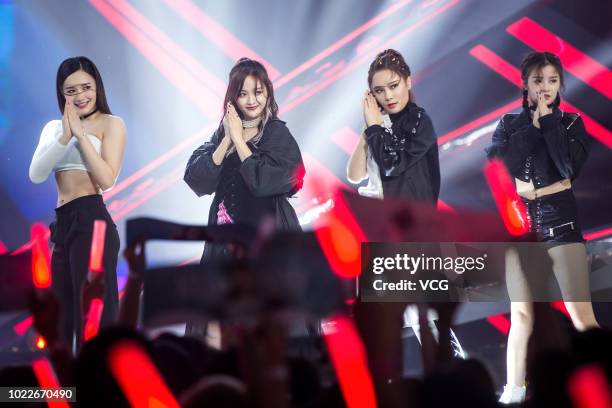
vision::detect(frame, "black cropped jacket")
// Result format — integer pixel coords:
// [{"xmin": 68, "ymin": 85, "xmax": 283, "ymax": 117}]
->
[
  {"xmin": 486, "ymin": 108, "xmax": 590, "ymax": 188},
  {"xmin": 364, "ymin": 102, "xmax": 440, "ymax": 204}
]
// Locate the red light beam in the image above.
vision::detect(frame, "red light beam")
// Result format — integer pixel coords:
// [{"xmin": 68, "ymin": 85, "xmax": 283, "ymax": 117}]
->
[{"xmin": 507, "ymin": 17, "xmax": 612, "ymax": 100}]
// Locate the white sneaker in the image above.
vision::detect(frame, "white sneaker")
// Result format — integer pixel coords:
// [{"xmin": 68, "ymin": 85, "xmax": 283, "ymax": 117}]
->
[{"xmin": 498, "ymin": 384, "xmax": 526, "ymax": 404}]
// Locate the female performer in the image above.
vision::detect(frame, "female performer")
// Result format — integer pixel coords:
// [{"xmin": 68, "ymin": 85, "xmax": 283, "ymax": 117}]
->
[
  {"xmin": 184, "ymin": 58, "xmax": 304, "ymax": 339},
  {"xmin": 486, "ymin": 51, "xmax": 598, "ymax": 404},
  {"xmin": 184, "ymin": 57, "xmax": 304, "ymax": 258},
  {"xmin": 347, "ymin": 48, "xmax": 440, "ymax": 204},
  {"xmin": 347, "ymin": 49, "xmax": 464, "ymax": 362},
  {"xmin": 29, "ymin": 56, "xmax": 126, "ymax": 349}
]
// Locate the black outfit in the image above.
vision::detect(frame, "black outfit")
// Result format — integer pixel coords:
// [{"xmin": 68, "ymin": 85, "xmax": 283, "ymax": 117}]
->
[
  {"xmin": 50, "ymin": 194, "xmax": 120, "ymax": 349},
  {"xmin": 486, "ymin": 107, "xmax": 590, "ymax": 244},
  {"xmin": 184, "ymin": 118, "xmax": 304, "ymax": 260},
  {"xmin": 215, "ymin": 152, "xmax": 276, "ymax": 225},
  {"xmin": 364, "ymin": 102, "xmax": 440, "ymax": 204}
]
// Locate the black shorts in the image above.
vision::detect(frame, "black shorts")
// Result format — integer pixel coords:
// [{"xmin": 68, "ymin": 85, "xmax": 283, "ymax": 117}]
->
[{"xmin": 522, "ymin": 189, "xmax": 585, "ymax": 247}]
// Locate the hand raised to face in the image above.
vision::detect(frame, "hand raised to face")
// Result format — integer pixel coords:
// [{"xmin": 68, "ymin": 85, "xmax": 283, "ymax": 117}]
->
[
  {"xmin": 536, "ymin": 91, "xmax": 553, "ymax": 117},
  {"xmin": 363, "ymin": 91, "xmax": 384, "ymax": 128},
  {"xmin": 532, "ymin": 91, "xmax": 553, "ymax": 129}
]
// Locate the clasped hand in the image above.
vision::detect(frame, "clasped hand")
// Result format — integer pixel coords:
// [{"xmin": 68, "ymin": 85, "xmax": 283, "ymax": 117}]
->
[
  {"xmin": 223, "ymin": 102, "xmax": 245, "ymax": 144},
  {"xmin": 62, "ymin": 97, "xmax": 86, "ymax": 139}
]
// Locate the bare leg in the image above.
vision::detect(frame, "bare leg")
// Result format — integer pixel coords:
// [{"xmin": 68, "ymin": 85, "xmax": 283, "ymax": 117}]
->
[
  {"xmin": 500, "ymin": 248, "xmax": 531, "ymax": 403},
  {"xmin": 548, "ymin": 243, "xmax": 599, "ymax": 331},
  {"xmin": 506, "ymin": 302, "xmax": 533, "ymax": 386}
]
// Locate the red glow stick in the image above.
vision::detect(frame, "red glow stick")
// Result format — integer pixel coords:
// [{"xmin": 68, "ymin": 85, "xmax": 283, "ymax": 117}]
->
[
  {"xmin": 32, "ymin": 358, "xmax": 70, "ymax": 408},
  {"xmin": 83, "ymin": 220, "xmax": 107, "ymax": 342},
  {"xmin": 314, "ymin": 191, "xmax": 366, "ymax": 279},
  {"xmin": 568, "ymin": 364, "xmax": 612, "ymax": 408},
  {"xmin": 108, "ymin": 340, "xmax": 180, "ymax": 408},
  {"xmin": 89, "ymin": 220, "xmax": 107, "ymax": 274},
  {"xmin": 321, "ymin": 315, "xmax": 377, "ymax": 408},
  {"xmin": 83, "ymin": 298, "xmax": 104, "ymax": 342},
  {"xmin": 30, "ymin": 223, "xmax": 52, "ymax": 288},
  {"xmin": 484, "ymin": 159, "xmax": 529, "ymax": 236}
]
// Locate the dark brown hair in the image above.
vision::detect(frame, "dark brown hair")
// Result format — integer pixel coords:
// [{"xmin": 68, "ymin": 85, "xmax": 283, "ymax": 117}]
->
[
  {"xmin": 520, "ymin": 51, "xmax": 564, "ymax": 110},
  {"xmin": 367, "ymin": 49, "xmax": 415, "ymax": 102},
  {"xmin": 219, "ymin": 58, "xmax": 278, "ymax": 133},
  {"xmin": 56, "ymin": 56, "xmax": 111, "ymax": 115}
]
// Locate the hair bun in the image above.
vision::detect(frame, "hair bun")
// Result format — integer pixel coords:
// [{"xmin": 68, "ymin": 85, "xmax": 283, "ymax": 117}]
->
[
  {"xmin": 368, "ymin": 49, "xmax": 411, "ymax": 86},
  {"xmin": 375, "ymin": 49, "xmax": 401, "ymax": 65}
]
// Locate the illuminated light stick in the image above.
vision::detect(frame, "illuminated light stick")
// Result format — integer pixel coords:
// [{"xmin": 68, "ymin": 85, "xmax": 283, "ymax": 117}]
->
[
  {"xmin": 89, "ymin": 220, "xmax": 107, "ymax": 274},
  {"xmin": 32, "ymin": 358, "xmax": 70, "ymax": 408},
  {"xmin": 315, "ymin": 212, "xmax": 364, "ymax": 278},
  {"xmin": 108, "ymin": 340, "xmax": 180, "ymax": 408},
  {"xmin": 307, "ymin": 166, "xmax": 365, "ymax": 279},
  {"xmin": 321, "ymin": 315, "xmax": 378, "ymax": 408},
  {"xmin": 483, "ymin": 159, "xmax": 530, "ymax": 236},
  {"xmin": 83, "ymin": 298, "xmax": 104, "ymax": 342},
  {"xmin": 84, "ymin": 220, "xmax": 107, "ymax": 341},
  {"xmin": 568, "ymin": 364, "xmax": 612, "ymax": 408},
  {"xmin": 31, "ymin": 223, "xmax": 52, "ymax": 288},
  {"xmin": 12, "ymin": 227, "xmax": 51, "ymax": 255}
]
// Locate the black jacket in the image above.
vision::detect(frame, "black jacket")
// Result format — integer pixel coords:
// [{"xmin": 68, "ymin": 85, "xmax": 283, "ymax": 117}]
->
[
  {"xmin": 364, "ymin": 102, "xmax": 440, "ymax": 204},
  {"xmin": 486, "ymin": 108, "xmax": 590, "ymax": 187},
  {"xmin": 184, "ymin": 119, "xmax": 304, "ymax": 259}
]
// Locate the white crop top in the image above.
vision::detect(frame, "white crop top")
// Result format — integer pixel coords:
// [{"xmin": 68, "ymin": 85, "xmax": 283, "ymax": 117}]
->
[{"xmin": 29, "ymin": 120, "xmax": 102, "ymax": 183}]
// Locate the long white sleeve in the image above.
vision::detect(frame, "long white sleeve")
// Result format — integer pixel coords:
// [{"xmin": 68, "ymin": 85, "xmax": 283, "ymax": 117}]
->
[{"xmin": 29, "ymin": 120, "xmax": 69, "ymax": 184}]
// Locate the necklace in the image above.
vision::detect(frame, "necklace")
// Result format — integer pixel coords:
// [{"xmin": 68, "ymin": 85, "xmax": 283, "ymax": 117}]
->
[
  {"xmin": 80, "ymin": 108, "xmax": 99, "ymax": 120},
  {"xmin": 242, "ymin": 117, "xmax": 261, "ymax": 129}
]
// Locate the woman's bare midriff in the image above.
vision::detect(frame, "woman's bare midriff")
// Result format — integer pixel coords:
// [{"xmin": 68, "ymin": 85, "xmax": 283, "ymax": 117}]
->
[{"xmin": 55, "ymin": 170, "xmax": 101, "ymax": 207}]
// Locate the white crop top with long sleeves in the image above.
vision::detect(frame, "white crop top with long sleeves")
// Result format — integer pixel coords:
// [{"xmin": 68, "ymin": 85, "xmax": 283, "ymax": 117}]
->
[{"xmin": 29, "ymin": 120, "xmax": 102, "ymax": 183}]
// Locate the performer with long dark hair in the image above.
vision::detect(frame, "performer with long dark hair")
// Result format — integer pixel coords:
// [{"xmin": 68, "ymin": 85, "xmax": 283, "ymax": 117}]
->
[
  {"xmin": 184, "ymin": 58, "xmax": 304, "ymax": 339},
  {"xmin": 486, "ymin": 51, "xmax": 598, "ymax": 404},
  {"xmin": 29, "ymin": 56, "xmax": 126, "ymax": 350},
  {"xmin": 184, "ymin": 57, "xmax": 304, "ymax": 257}
]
